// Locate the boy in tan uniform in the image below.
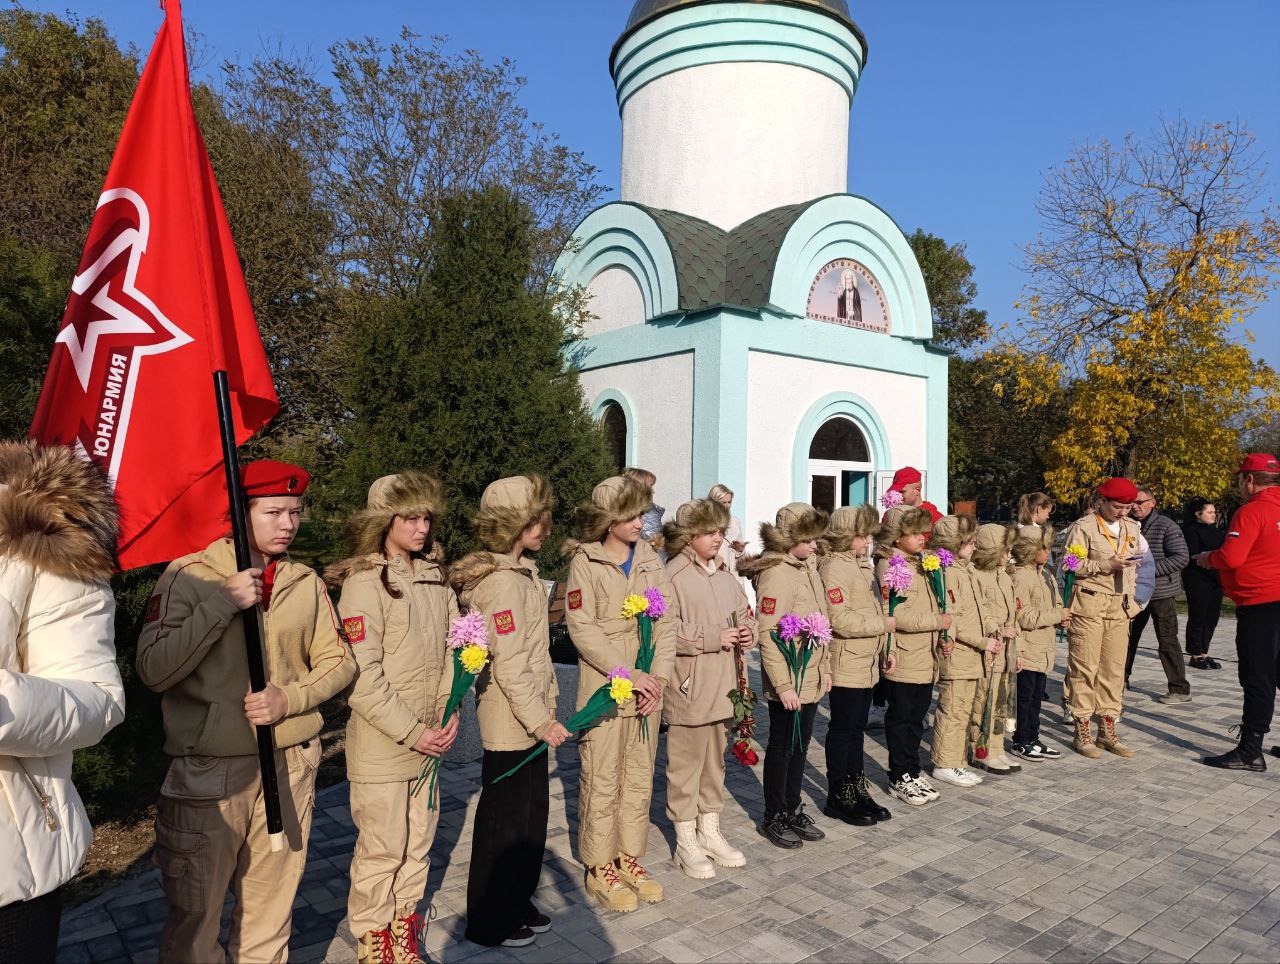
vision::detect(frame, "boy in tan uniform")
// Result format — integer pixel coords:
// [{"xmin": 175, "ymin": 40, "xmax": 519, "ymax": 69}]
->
[
  {"xmin": 564, "ymin": 477, "xmax": 676, "ymax": 912},
  {"xmin": 741, "ymin": 503, "xmax": 833, "ymax": 847},
  {"xmin": 452, "ymin": 475, "xmax": 568, "ymax": 948},
  {"xmin": 928, "ymin": 515, "xmax": 990, "ymax": 789},
  {"xmin": 661, "ymin": 499, "xmax": 755, "ymax": 878},
  {"xmin": 327, "ymin": 472, "xmax": 459, "ymax": 963},
  {"xmin": 969, "ymin": 524, "xmax": 1021, "ymax": 776},
  {"xmin": 137, "ymin": 461, "xmax": 355, "ymax": 964},
  {"xmin": 1063, "ymin": 477, "xmax": 1141, "ymax": 758}
]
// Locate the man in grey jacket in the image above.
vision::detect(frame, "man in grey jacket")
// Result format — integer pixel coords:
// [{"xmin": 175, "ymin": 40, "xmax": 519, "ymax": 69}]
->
[{"xmin": 1127, "ymin": 485, "xmax": 1192, "ymax": 702}]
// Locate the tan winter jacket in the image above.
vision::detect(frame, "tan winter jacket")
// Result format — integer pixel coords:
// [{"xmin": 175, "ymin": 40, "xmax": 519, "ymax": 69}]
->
[
  {"xmin": 818, "ymin": 551, "xmax": 889, "ymax": 689},
  {"xmin": 1012, "ymin": 564, "xmax": 1065, "ymax": 675},
  {"xmin": 138, "ymin": 538, "xmax": 355, "ymax": 758},
  {"xmin": 455, "ymin": 552, "xmax": 559, "ymax": 752},
  {"xmin": 875, "ymin": 553, "xmax": 946, "ymax": 685},
  {"xmin": 937, "ymin": 560, "xmax": 988, "ymax": 681},
  {"xmin": 972, "ymin": 566, "xmax": 1020, "ymax": 676},
  {"xmin": 662, "ymin": 548, "xmax": 755, "ymax": 727},
  {"xmin": 747, "ymin": 553, "xmax": 832, "ymax": 703},
  {"xmin": 335, "ymin": 553, "xmax": 455, "ymax": 783},
  {"xmin": 1062, "ymin": 513, "xmax": 1141, "ymax": 616},
  {"xmin": 564, "ymin": 539, "xmax": 676, "ymax": 716}
]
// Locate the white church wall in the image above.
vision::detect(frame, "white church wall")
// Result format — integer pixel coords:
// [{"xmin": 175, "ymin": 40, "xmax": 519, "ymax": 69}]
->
[
  {"xmin": 620, "ymin": 61, "xmax": 848, "ymax": 230},
  {"xmin": 743, "ymin": 350, "xmax": 929, "ymax": 549},
  {"xmin": 583, "ymin": 266, "xmax": 647, "ymax": 337},
  {"xmin": 581, "ymin": 352, "xmax": 696, "ymax": 515}
]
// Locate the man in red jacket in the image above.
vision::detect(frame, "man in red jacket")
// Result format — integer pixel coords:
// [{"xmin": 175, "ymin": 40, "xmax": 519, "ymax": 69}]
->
[
  {"xmin": 885, "ymin": 466, "xmax": 943, "ymax": 523},
  {"xmin": 1196, "ymin": 453, "xmax": 1280, "ymax": 771}
]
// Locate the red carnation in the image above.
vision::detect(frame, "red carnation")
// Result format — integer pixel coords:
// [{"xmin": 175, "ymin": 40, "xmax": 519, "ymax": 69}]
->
[
  {"xmin": 974, "ymin": 746, "xmax": 988, "ymax": 760},
  {"xmin": 732, "ymin": 739, "xmax": 759, "ymax": 767}
]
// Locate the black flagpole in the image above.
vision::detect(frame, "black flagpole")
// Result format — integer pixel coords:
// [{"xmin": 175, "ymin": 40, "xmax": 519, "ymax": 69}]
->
[{"xmin": 214, "ymin": 370, "xmax": 285, "ymax": 851}]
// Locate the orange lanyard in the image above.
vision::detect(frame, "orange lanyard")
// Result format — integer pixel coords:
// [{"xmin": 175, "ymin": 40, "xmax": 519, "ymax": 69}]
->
[{"xmin": 1095, "ymin": 515, "xmax": 1132, "ymax": 557}]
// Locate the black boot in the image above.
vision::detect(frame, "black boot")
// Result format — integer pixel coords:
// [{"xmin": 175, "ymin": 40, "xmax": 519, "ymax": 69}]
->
[
  {"xmin": 757, "ymin": 811, "xmax": 802, "ymax": 849},
  {"xmin": 787, "ymin": 804, "xmax": 825, "ymax": 841},
  {"xmin": 1272, "ymin": 746, "xmax": 1280, "ymax": 759},
  {"xmin": 823, "ymin": 778, "xmax": 876, "ymax": 827},
  {"xmin": 1202, "ymin": 727, "xmax": 1266, "ymax": 772},
  {"xmin": 853, "ymin": 772, "xmax": 892, "ymax": 822}
]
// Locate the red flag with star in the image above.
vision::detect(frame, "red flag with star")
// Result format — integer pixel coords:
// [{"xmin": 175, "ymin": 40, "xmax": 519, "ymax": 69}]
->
[{"xmin": 29, "ymin": 0, "xmax": 277, "ymax": 570}]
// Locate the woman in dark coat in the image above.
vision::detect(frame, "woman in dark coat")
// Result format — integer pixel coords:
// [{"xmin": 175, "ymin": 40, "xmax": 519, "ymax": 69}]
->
[{"xmin": 1182, "ymin": 498, "xmax": 1225, "ymax": 669}]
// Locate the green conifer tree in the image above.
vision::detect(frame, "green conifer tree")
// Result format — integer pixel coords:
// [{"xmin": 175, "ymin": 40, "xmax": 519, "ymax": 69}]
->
[{"xmin": 328, "ymin": 186, "xmax": 614, "ymax": 573}]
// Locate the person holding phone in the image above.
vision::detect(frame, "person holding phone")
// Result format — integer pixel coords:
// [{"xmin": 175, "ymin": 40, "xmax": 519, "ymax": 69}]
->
[{"xmin": 1060, "ymin": 477, "xmax": 1141, "ymax": 759}]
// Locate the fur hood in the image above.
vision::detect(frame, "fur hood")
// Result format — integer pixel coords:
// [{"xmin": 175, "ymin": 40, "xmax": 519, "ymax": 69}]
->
[
  {"xmin": 819, "ymin": 504, "xmax": 879, "ymax": 554},
  {"xmin": 563, "ymin": 475, "xmax": 651, "ymax": 553},
  {"xmin": 662, "ymin": 498, "xmax": 729, "ymax": 559},
  {"xmin": 758, "ymin": 502, "xmax": 828, "ymax": 555},
  {"xmin": 340, "ymin": 470, "xmax": 446, "ymax": 561},
  {"xmin": 738, "ymin": 549, "xmax": 801, "ymax": 582},
  {"xmin": 929, "ymin": 514, "xmax": 979, "ymax": 556},
  {"xmin": 0, "ymin": 441, "xmax": 117, "ymax": 582},
  {"xmin": 1010, "ymin": 523, "xmax": 1054, "ymax": 567},
  {"xmin": 473, "ymin": 475, "xmax": 554, "ymax": 553},
  {"xmin": 973, "ymin": 522, "xmax": 1016, "ymax": 572},
  {"xmin": 323, "ymin": 546, "xmax": 444, "ymax": 589}
]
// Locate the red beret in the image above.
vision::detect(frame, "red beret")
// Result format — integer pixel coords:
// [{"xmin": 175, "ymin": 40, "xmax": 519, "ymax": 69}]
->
[
  {"xmin": 1097, "ymin": 477, "xmax": 1138, "ymax": 502},
  {"xmin": 890, "ymin": 466, "xmax": 922, "ymax": 491},
  {"xmin": 1236, "ymin": 453, "xmax": 1280, "ymax": 474},
  {"xmin": 241, "ymin": 460, "xmax": 309, "ymax": 498}
]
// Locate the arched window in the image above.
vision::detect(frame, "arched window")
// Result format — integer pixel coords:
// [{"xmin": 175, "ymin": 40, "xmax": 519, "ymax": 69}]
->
[
  {"xmin": 600, "ymin": 401, "xmax": 628, "ymax": 473},
  {"xmin": 807, "ymin": 416, "xmax": 873, "ymax": 513}
]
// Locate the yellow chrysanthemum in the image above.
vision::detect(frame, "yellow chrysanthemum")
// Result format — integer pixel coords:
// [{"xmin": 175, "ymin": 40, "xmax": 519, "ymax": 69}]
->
[
  {"xmin": 1066, "ymin": 543, "xmax": 1086, "ymax": 558},
  {"xmin": 921, "ymin": 554, "xmax": 940, "ymax": 572},
  {"xmin": 609, "ymin": 676, "xmax": 635, "ymax": 704},
  {"xmin": 620, "ymin": 594, "xmax": 648, "ymax": 619},
  {"xmin": 459, "ymin": 644, "xmax": 490, "ymax": 675}
]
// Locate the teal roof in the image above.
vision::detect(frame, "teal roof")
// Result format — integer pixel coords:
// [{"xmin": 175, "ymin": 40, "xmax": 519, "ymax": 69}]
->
[{"xmin": 635, "ymin": 201, "xmax": 810, "ymax": 314}]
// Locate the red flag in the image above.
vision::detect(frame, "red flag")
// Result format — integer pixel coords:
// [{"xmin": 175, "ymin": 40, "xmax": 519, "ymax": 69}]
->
[{"xmin": 29, "ymin": 0, "xmax": 278, "ymax": 570}]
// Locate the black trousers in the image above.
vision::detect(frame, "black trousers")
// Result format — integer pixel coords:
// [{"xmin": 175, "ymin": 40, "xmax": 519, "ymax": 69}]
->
[
  {"xmin": 763, "ymin": 700, "xmax": 817, "ymax": 816},
  {"xmin": 884, "ymin": 680, "xmax": 933, "ymax": 779},
  {"xmin": 1184, "ymin": 577, "xmax": 1223, "ymax": 656},
  {"xmin": 1236, "ymin": 601, "xmax": 1280, "ymax": 735},
  {"xmin": 1127, "ymin": 596, "xmax": 1190, "ymax": 694},
  {"xmin": 465, "ymin": 747, "xmax": 549, "ymax": 946},
  {"xmin": 825, "ymin": 686, "xmax": 872, "ymax": 794},
  {"xmin": 0, "ymin": 887, "xmax": 60, "ymax": 964},
  {"xmin": 1014, "ymin": 671, "xmax": 1047, "ymax": 746}
]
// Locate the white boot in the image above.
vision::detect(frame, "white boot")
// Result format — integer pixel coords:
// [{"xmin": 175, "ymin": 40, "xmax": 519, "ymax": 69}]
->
[
  {"xmin": 674, "ymin": 820, "xmax": 715, "ymax": 879},
  {"xmin": 696, "ymin": 812, "xmax": 746, "ymax": 868}
]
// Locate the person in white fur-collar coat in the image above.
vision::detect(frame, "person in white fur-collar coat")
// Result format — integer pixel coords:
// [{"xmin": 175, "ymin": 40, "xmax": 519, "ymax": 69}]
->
[{"xmin": 0, "ymin": 441, "xmax": 124, "ymax": 959}]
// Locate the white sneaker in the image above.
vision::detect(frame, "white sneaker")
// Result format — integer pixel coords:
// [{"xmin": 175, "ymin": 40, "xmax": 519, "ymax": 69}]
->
[
  {"xmin": 889, "ymin": 774, "xmax": 930, "ymax": 806},
  {"xmin": 931, "ymin": 766, "xmax": 982, "ymax": 788},
  {"xmin": 1062, "ymin": 701, "xmax": 1074, "ymax": 725},
  {"xmin": 911, "ymin": 774, "xmax": 941, "ymax": 800}
]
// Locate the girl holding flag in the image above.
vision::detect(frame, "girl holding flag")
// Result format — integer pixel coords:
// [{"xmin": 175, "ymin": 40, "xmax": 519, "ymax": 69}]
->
[
  {"xmin": 327, "ymin": 472, "xmax": 457, "ymax": 964},
  {"xmin": 873, "ymin": 506, "xmax": 949, "ymax": 807},
  {"xmin": 563, "ymin": 477, "xmax": 675, "ymax": 912},
  {"xmin": 450, "ymin": 476, "xmax": 568, "ymax": 948},
  {"xmin": 739, "ymin": 503, "xmax": 832, "ymax": 849}
]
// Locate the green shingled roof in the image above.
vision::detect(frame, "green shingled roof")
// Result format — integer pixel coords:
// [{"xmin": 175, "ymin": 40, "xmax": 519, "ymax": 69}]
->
[{"xmin": 637, "ymin": 201, "xmax": 809, "ymax": 314}]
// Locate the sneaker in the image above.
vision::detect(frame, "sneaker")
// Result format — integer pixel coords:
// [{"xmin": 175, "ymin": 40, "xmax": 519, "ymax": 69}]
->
[
  {"xmin": 525, "ymin": 910, "xmax": 551, "ymax": 934},
  {"xmin": 787, "ymin": 805, "xmax": 825, "ymax": 841},
  {"xmin": 911, "ymin": 774, "xmax": 941, "ymax": 801},
  {"xmin": 1062, "ymin": 701, "xmax": 1074, "ymax": 726},
  {"xmin": 889, "ymin": 774, "xmax": 930, "ymax": 807},
  {"xmin": 1157, "ymin": 691, "xmax": 1192, "ymax": 704},
  {"xmin": 1009, "ymin": 742, "xmax": 1045, "ymax": 762},
  {"xmin": 502, "ymin": 928, "xmax": 537, "ymax": 948},
  {"xmin": 1033, "ymin": 740, "xmax": 1062, "ymax": 760},
  {"xmin": 758, "ymin": 811, "xmax": 803, "ymax": 849},
  {"xmin": 931, "ymin": 766, "xmax": 981, "ymax": 788}
]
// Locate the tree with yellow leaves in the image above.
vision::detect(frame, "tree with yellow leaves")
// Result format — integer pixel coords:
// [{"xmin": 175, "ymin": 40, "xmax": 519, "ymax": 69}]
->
[{"xmin": 1008, "ymin": 118, "xmax": 1280, "ymax": 507}]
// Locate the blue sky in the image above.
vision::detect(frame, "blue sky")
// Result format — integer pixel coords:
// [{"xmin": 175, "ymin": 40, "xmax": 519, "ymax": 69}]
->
[{"xmin": 32, "ymin": 0, "xmax": 1280, "ymax": 367}]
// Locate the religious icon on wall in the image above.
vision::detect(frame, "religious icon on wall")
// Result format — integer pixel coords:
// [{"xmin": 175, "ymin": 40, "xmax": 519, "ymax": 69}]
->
[{"xmin": 806, "ymin": 259, "xmax": 890, "ymax": 333}]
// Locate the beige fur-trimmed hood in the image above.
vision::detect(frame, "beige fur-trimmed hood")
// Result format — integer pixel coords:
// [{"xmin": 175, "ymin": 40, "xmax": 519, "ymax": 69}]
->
[
  {"xmin": 758, "ymin": 502, "xmax": 828, "ymax": 555},
  {"xmin": 0, "ymin": 440, "xmax": 118, "ymax": 582},
  {"xmin": 473, "ymin": 475, "xmax": 554, "ymax": 554},
  {"xmin": 662, "ymin": 498, "xmax": 729, "ymax": 559}
]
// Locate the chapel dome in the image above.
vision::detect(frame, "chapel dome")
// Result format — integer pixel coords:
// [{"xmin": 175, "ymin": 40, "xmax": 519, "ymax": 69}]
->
[{"xmin": 615, "ymin": 0, "xmax": 868, "ymax": 64}]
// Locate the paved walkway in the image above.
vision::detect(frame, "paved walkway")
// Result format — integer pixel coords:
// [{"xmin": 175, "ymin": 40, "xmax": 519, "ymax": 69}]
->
[{"xmin": 59, "ymin": 618, "xmax": 1280, "ymax": 963}]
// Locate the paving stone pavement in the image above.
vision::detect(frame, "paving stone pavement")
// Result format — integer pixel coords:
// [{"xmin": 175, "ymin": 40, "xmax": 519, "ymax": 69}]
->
[{"xmin": 58, "ymin": 617, "xmax": 1280, "ymax": 963}]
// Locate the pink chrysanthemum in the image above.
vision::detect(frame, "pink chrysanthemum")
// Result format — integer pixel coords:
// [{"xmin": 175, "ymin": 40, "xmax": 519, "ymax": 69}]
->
[
  {"xmin": 777, "ymin": 613, "xmax": 804, "ymax": 641},
  {"xmin": 880, "ymin": 489, "xmax": 903, "ymax": 510},
  {"xmin": 802, "ymin": 612, "xmax": 832, "ymax": 646},
  {"xmin": 882, "ymin": 555, "xmax": 914, "ymax": 593},
  {"xmin": 447, "ymin": 609, "xmax": 489, "ymax": 650},
  {"xmin": 643, "ymin": 586, "xmax": 667, "ymax": 618}
]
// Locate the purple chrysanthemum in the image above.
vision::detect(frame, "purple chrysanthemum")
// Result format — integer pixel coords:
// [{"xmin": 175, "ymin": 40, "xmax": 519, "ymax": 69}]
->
[
  {"xmin": 643, "ymin": 586, "xmax": 667, "ymax": 618},
  {"xmin": 935, "ymin": 548, "xmax": 955, "ymax": 567},
  {"xmin": 777, "ymin": 613, "xmax": 804, "ymax": 641},
  {"xmin": 880, "ymin": 489, "xmax": 903, "ymax": 510},
  {"xmin": 1063, "ymin": 554, "xmax": 1081, "ymax": 573}
]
